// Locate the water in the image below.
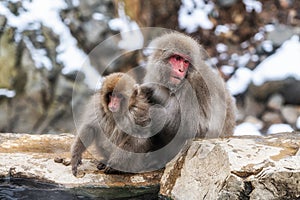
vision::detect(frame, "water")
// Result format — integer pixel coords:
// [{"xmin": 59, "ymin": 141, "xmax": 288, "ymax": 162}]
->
[{"xmin": 0, "ymin": 178, "xmax": 159, "ymax": 200}]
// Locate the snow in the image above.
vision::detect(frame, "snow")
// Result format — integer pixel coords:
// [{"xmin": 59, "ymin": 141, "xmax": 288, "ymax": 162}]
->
[
  {"xmin": 178, "ymin": 0, "xmax": 214, "ymax": 33},
  {"xmin": 23, "ymin": 37, "xmax": 52, "ymax": 70},
  {"xmin": 237, "ymin": 53, "xmax": 251, "ymax": 68},
  {"xmin": 267, "ymin": 124, "xmax": 294, "ymax": 134},
  {"xmin": 0, "ymin": 0, "xmax": 101, "ymax": 89},
  {"xmin": 215, "ymin": 25, "xmax": 230, "ymax": 36},
  {"xmin": 108, "ymin": 2, "xmax": 143, "ymax": 51},
  {"xmin": 297, "ymin": 117, "xmax": 300, "ymax": 130},
  {"xmin": 264, "ymin": 24, "xmax": 275, "ymax": 32},
  {"xmin": 243, "ymin": 0, "xmax": 262, "ymax": 13},
  {"xmin": 254, "ymin": 32, "xmax": 264, "ymax": 41},
  {"xmin": 261, "ymin": 40, "xmax": 273, "ymax": 52},
  {"xmin": 216, "ymin": 43, "xmax": 228, "ymax": 53},
  {"xmin": 220, "ymin": 65, "xmax": 234, "ymax": 76},
  {"xmin": 234, "ymin": 122, "xmax": 262, "ymax": 136},
  {"xmin": 0, "ymin": 89, "xmax": 16, "ymax": 98},
  {"xmin": 252, "ymin": 35, "xmax": 300, "ymax": 86},
  {"xmin": 92, "ymin": 13, "xmax": 106, "ymax": 21},
  {"xmin": 227, "ymin": 67, "xmax": 253, "ymax": 95}
]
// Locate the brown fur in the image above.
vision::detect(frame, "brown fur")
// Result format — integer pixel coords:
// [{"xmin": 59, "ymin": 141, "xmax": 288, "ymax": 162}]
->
[
  {"xmin": 143, "ymin": 32, "xmax": 236, "ymax": 141},
  {"xmin": 71, "ymin": 73, "xmax": 152, "ymax": 175}
]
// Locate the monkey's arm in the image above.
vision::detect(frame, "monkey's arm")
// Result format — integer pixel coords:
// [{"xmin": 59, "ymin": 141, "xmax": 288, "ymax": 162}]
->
[
  {"xmin": 140, "ymin": 83, "xmax": 170, "ymax": 106},
  {"xmin": 71, "ymin": 125, "xmax": 97, "ymax": 176}
]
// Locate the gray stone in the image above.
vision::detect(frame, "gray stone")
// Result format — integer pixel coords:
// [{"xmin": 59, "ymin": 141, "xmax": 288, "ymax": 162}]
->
[
  {"xmin": 160, "ymin": 143, "xmax": 231, "ymax": 200},
  {"xmin": 262, "ymin": 111, "xmax": 283, "ymax": 125},
  {"xmin": 267, "ymin": 24, "xmax": 295, "ymax": 47},
  {"xmin": 0, "ymin": 133, "xmax": 162, "ymax": 191},
  {"xmin": 160, "ymin": 133, "xmax": 300, "ymax": 199},
  {"xmin": 281, "ymin": 105, "xmax": 299, "ymax": 125},
  {"xmin": 267, "ymin": 93, "xmax": 284, "ymax": 111}
]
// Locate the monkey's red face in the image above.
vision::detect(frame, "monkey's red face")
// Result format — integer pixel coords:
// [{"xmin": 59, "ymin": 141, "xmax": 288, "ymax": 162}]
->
[
  {"xmin": 168, "ymin": 53, "xmax": 190, "ymax": 85},
  {"xmin": 108, "ymin": 93, "xmax": 123, "ymax": 113}
]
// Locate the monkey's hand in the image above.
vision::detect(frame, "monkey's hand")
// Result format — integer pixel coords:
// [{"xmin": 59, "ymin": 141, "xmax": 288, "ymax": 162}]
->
[{"xmin": 140, "ymin": 83, "xmax": 170, "ymax": 106}]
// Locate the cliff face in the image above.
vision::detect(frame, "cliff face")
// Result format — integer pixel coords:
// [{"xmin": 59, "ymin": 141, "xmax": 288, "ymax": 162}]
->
[
  {"xmin": 0, "ymin": 132, "xmax": 299, "ymax": 199},
  {"xmin": 160, "ymin": 133, "xmax": 300, "ymax": 200}
]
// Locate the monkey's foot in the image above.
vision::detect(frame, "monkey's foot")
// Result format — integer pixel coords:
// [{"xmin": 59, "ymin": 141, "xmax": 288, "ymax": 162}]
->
[
  {"xmin": 97, "ymin": 162, "xmax": 106, "ymax": 170},
  {"xmin": 103, "ymin": 167, "xmax": 126, "ymax": 174}
]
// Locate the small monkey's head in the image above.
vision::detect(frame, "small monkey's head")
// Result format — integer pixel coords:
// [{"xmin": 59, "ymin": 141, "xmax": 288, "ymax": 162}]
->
[
  {"xmin": 100, "ymin": 73, "xmax": 136, "ymax": 114},
  {"xmin": 147, "ymin": 32, "xmax": 204, "ymax": 88}
]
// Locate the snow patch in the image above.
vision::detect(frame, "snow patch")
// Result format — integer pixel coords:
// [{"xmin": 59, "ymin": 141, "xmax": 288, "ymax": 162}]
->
[
  {"xmin": 108, "ymin": 2, "xmax": 143, "ymax": 51},
  {"xmin": 0, "ymin": 0, "xmax": 101, "ymax": 89},
  {"xmin": 0, "ymin": 89, "xmax": 16, "ymax": 98},
  {"xmin": 297, "ymin": 117, "xmax": 300, "ymax": 130},
  {"xmin": 234, "ymin": 122, "xmax": 262, "ymax": 136},
  {"xmin": 178, "ymin": 0, "xmax": 214, "ymax": 33},
  {"xmin": 252, "ymin": 35, "xmax": 300, "ymax": 86},
  {"xmin": 243, "ymin": 0, "xmax": 262, "ymax": 13},
  {"xmin": 267, "ymin": 124, "xmax": 294, "ymax": 134},
  {"xmin": 227, "ymin": 67, "xmax": 253, "ymax": 95}
]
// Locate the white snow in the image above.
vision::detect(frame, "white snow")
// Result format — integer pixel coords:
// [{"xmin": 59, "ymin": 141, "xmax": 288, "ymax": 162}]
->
[
  {"xmin": 261, "ymin": 40, "xmax": 273, "ymax": 52},
  {"xmin": 254, "ymin": 32, "xmax": 264, "ymax": 41},
  {"xmin": 215, "ymin": 25, "xmax": 230, "ymax": 36},
  {"xmin": 178, "ymin": 0, "xmax": 214, "ymax": 33},
  {"xmin": 227, "ymin": 67, "xmax": 253, "ymax": 95},
  {"xmin": 216, "ymin": 43, "xmax": 228, "ymax": 53},
  {"xmin": 234, "ymin": 122, "xmax": 262, "ymax": 136},
  {"xmin": 92, "ymin": 13, "xmax": 106, "ymax": 21},
  {"xmin": 243, "ymin": 0, "xmax": 262, "ymax": 13},
  {"xmin": 264, "ymin": 24, "xmax": 275, "ymax": 32},
  {"xmin": 267, "ymin": 124, "xmax": 294, "ymax": 134},
  {"xmin": 297, "ymin": 117, "xmax": 300, "ymax": 130},
  {"xmin": 0, "ymin": 0, "xmax": 101, "ymax": 89},
  {"xmin": 0, "ymin": 89, "xmax": 16, "ymax": 98},
  {"xmin": 252, "ymin": 35, "xmax": 300, "ymax": 86},
  {"xmin": 220, "ymin": 65, "xmax": 234, "ymax": 76},
  {"xmin": 237, "ymin": 53, "xmax": 251, "ymax": 68},
  {"xmin": 23, "ymin": 37, "xmax": 52, "ymax": 70},
  {"xmin": 108, "ymin": 2, "xmax": 143, "ymax": 51}
]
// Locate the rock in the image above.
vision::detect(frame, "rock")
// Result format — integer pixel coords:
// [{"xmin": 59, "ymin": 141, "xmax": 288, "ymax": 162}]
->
[
  {"xmin": 0, "ymin": 133, "xmax": 162, "ymax": 196},
  {"xmin": 281, "ymin": 105, "xmax": 299, "ymax": 125},
  {"xmin": 160, "ymin": 143, "xmax": 231, "ymax": 200},
  {"xmin": 267, "ymin": 24, "xmax": 295, "ymax": 47},
  {"xmin": 160, "ymin": 133, "xmax": 300, "ymax": 199},
  {"xmin": 267, "ymin": 93, "xmax": 284, "ymax": 111},
  {"xmin": 244, "ymin": 115, "xmax": 264, "ymax": 129},
  {"xmin": 244, "ymin": 95, "xmax": 265, "ymax": 117},
  {"xmin": 262, "ymin": 111, "xmax": 283, "ymax": 125},
  {"xmin": 216, "ymin": 0, "xmax": 238, "ymax": 7},
  {"xmin": 1, "ymin": 133, "xmax": 300, "ymax": 199}
]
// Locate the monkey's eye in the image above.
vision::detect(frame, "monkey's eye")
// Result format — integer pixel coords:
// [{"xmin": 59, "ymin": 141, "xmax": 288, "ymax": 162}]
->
[
  {"xmin": 184, "ymin": 60, "xmax": 189, "ymax": 64},
  {"xmin": 175, "ymin": 55, "xmax": 182, "ymax": 61},
  {"xmin": 112, "ymin": 93, "xmax": 123, "ymax": 99}
]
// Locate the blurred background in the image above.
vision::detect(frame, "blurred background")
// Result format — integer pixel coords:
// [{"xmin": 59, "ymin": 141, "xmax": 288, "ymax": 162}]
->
[{"xmin": 0, "ymin": 0, "xmax": 299, "ymax": 135}]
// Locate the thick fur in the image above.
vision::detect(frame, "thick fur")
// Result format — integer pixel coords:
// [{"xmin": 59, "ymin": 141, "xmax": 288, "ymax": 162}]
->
[
  {"xmin": 143, "ymin": 32, "xmax": 236, "ymax": 141},
  {"xmin": 71, "ymin": 73, "xmax": 152, "ymax": 175}
]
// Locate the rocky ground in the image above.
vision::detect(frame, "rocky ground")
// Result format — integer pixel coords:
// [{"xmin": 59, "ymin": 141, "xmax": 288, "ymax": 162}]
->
[
  {"xmin": 0, "ymin": 132, "xmax": 299, "ymax": 199},
  {"xmin": 0, "ymin": 0, "xmax": 299, "ymax": 135}
]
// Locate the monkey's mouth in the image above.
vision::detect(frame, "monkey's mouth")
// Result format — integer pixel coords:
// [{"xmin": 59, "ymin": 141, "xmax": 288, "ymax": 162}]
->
[{"xmin": 170, "ymin": 75, "xmax": 184, "ymax": 85}]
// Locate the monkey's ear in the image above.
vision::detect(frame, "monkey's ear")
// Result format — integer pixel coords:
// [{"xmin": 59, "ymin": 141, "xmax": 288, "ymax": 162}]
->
[{"xmin": 132, "ymin": 84, "xmax": 139, "ymax": 97}]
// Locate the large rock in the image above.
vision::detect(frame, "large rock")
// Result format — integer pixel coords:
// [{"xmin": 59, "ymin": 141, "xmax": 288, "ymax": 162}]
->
[
  {"xmin": 160, "ymin": 133, "xmax": 300, "ymax": 200},
  {"xmin": 0, "ymin": 133, "xmax": 162, "ymax": 197}
]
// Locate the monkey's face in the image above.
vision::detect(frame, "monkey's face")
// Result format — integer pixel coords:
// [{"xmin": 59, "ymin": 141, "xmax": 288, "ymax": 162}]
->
[
  {"xmin": 168, "ymin": 53, "xmax": 190, "ymax": 85},
  {"xmin": 107, "ymin": 92, "xmax": 125, "ymax": 113}
]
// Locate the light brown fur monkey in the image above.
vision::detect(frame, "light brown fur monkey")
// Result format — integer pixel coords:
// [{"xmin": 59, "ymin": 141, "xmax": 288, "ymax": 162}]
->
[
  {"xmin": 71, "ymin": 73, "xmax": 152, "ymax": 175},
  {"xmin": 142, "ymin": 32, "xmax": 236, "ymax": 143}
]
